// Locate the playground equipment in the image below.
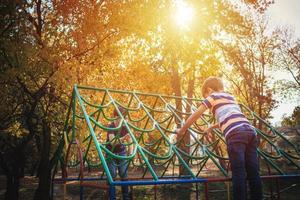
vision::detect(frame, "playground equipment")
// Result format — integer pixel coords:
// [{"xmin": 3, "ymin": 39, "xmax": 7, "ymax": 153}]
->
[{"xmin": 51, "ymin": 85, "xmax": 300, "ymax": 199}]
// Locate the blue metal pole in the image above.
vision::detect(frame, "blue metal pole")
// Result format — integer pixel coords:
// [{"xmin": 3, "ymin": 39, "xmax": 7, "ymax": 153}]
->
[
  {"xmin": 109, "ymin": 185, "xmax": 116, "ymax": 200},
  {"xmin": 112, "ymin": 178, "xmax": 208, "ymax": 186}
]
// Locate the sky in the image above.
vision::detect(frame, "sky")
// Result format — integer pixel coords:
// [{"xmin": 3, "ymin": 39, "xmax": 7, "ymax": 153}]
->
[
  {"xmin": 266, "ymin": 0, "xmax": 300, "ymax": 37},
  {"xmin": 266, "ymin": 0, "xmax": 300, "ymax": 125}
]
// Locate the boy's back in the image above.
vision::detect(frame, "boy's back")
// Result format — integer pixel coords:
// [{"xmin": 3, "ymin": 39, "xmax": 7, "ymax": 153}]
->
[
  {"xmin": 176, "ymin": 76, "xmax": 263, "ymax": 200},
  {"xmin": 202, "ymin": 91, "xmax": 253, "ymax": 139}
]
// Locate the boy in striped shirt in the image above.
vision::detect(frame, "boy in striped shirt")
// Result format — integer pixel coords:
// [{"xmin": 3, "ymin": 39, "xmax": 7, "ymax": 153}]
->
[{"xmin": 176, "ymin": 76, "xmax": 262, "ymax": 200}]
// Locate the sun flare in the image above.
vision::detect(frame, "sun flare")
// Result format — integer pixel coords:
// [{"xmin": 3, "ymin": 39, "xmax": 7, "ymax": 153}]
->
[{"xmin": 174, "ymin": 0, "xmax": 195, "ymax": 29}]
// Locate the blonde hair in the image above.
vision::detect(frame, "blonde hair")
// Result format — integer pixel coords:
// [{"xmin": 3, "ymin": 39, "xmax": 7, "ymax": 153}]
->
[{"xmin": 201, "ymin": 76, "xmax": 224, "ymax": 97}]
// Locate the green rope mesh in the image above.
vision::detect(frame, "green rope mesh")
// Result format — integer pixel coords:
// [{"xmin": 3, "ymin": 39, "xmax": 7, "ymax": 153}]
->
[{"xmin": 54, "ymin": 85, "xmax": 300, "ymax": 184}]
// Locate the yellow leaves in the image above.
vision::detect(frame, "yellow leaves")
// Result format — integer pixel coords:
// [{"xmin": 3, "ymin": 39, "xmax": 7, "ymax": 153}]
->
[
  {"xmin": 6, "ymin": 121, "xmax": 29, "ymax": 138},
  {"xmin": 49, "ymin": 0, "xmax": 262, "ymax": 107}
]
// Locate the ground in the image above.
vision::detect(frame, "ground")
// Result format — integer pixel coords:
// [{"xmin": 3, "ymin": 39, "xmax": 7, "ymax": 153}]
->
[{"xmin": 0, "ymin": 175, "xmax": 300, "ymax": 199}]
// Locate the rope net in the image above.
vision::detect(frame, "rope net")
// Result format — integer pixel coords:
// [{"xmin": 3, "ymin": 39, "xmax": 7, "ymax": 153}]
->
[{"xmin": 54, "ymin": 85, "xmax": 300, "ymax": 185}]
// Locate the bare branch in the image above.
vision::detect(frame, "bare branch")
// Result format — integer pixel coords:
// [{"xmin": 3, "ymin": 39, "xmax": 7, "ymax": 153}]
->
[{"xmin": 66, "ymin": 30, "xmax": 117, "ymax": 61}]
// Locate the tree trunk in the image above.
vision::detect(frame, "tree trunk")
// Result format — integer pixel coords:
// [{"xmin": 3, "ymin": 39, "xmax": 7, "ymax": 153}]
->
[
  {"xmin": 5, "ymin": 173, "xmax": 20, "ymax": 200},
  {"xmin": 185, "ymin": 77, "xmax": 194, "ymax": 161},
  {"xmin": 1, "ymin": 144, "xmax": 26, "ymax": 200},
  {"xmin": 30, "ymin": 161, "xmax": 39, "ymax": 176},
  {"xmin": 171, "ymin": 66, "xmax": 192, "ymax": 199},
  {"xmin": 34, "ymin": 121, "xmax": 51, "ymax": 200},
  {"xmin": 186, "ymin": 78, "xmax": 194, "ymax": 114},
  {"xmin": 171, "ymin": 66, "xmax": 189, "ymax": 174}
]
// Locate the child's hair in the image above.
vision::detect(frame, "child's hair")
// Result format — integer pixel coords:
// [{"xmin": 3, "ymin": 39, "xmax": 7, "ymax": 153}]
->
[
  {"xmin": 201, "ymin": 76, "xmax": 224, "ymax": 97},
  {"xmin": 113, "ymin": 106, "xmax": 127, "ymax": 117}
]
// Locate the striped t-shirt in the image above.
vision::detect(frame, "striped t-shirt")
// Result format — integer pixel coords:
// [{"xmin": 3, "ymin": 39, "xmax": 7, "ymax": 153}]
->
[{"xmin": 202, "ymin": 92, "xmax": 252, "ymax": 138}]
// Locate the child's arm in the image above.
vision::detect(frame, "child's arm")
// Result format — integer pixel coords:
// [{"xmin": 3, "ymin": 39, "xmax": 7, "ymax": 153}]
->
[
  {"xmin": 176, "ymin": 104, "xmax": 207, "ymax": 137},
  {"xmin": 205, "ymin": 123, "xmax": 219, "ymax": 133}
]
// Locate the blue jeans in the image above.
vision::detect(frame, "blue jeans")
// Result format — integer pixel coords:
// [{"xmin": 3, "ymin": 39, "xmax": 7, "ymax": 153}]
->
[
  {"xmin": 226, "ymin": 127, "xmax": 263, "ymax": 200},
  {"xmin": 107, "ymin": 152, "xmax": 131, "ymax": 200}
]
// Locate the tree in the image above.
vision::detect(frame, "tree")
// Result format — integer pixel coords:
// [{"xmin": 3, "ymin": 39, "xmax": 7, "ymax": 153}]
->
[
  {"xmin": 0, "ymin": 1, "xmax": 67, "ymax": 199},
  {"xmin": 0, "ymin": 0, "xmax": 294, "ymax": 199},
  {"xmin": 217, "ymin": 14, "xmax": 278, "ymax": 128},
  {"xmin": 244, "ymin": 0, "xmax": 274, "ymax": 13},
  {"xmin": 274, "ymin": 28, "xmax": 300, "ymax": 99},
  {"xmin": 281, "ymin": 106, "xmax": 300, "ymax": 127}
]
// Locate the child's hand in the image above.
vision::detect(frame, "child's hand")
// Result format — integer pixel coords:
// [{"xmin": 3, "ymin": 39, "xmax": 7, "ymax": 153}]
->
[
  {"xmin": 120, "ymin": 134, "xmax": 130, "ymax": 143},
  {"xmin": 204, "ymin": 126, "xmax": 213, "ymax": 134},
  {"xmin": 175, "ymin": 128, "xmax": 184, "ymax": 137}
]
